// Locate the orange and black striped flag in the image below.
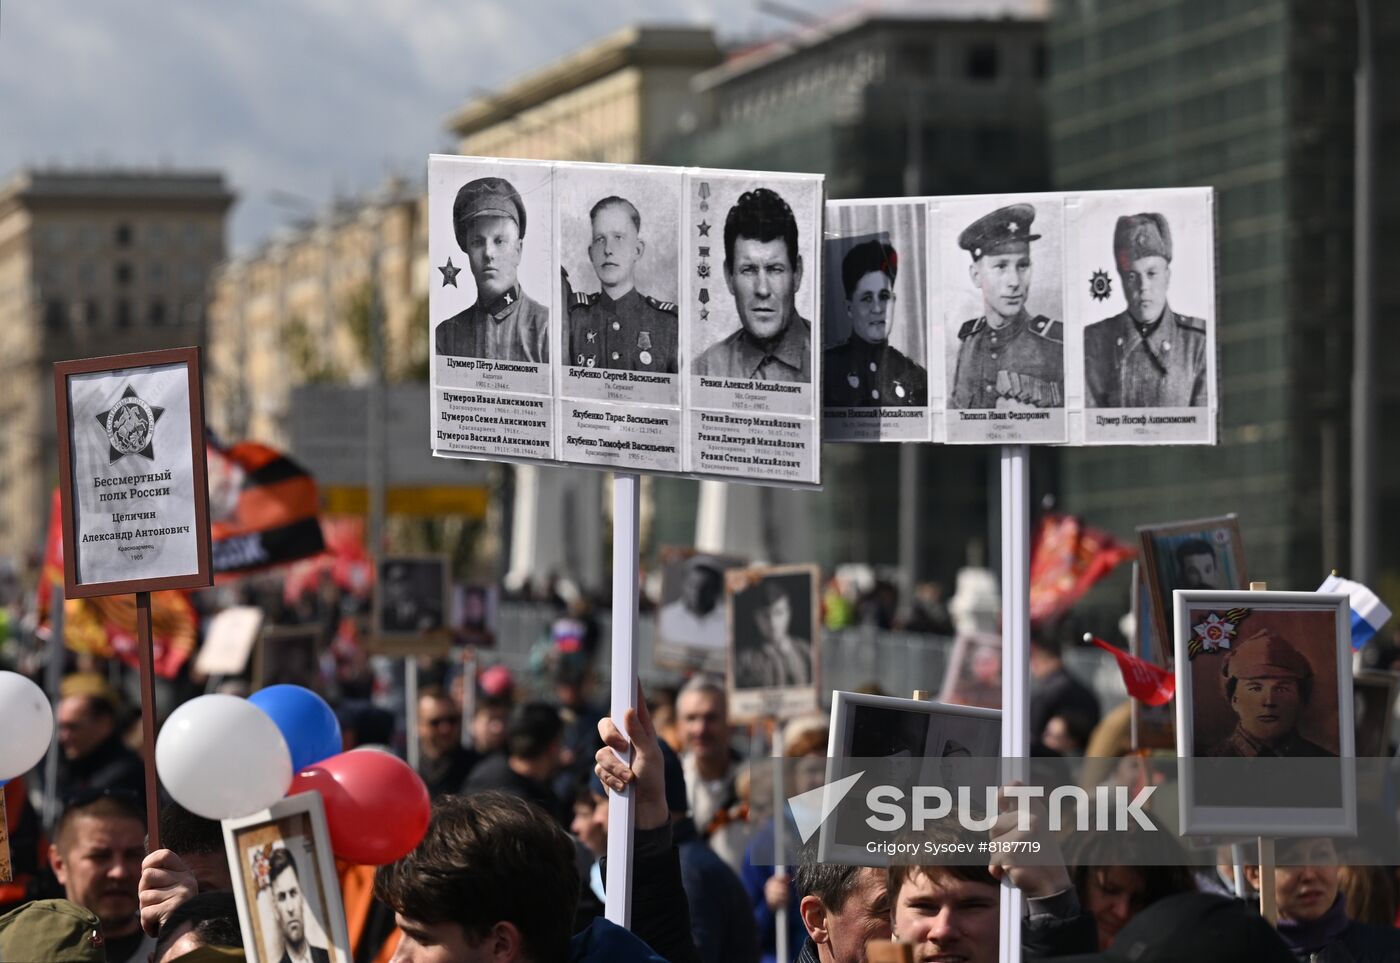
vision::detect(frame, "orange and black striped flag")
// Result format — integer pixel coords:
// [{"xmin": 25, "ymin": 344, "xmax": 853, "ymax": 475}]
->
[{"xmin": 208, "ymin": 434, "xmax": 325, "ymax": 574}]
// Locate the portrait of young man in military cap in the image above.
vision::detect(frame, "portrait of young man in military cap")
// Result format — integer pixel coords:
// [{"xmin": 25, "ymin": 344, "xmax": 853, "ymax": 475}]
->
[
  {"xmin": 1084, "ymin": 211, "xmax": 1208, "ymax": 408},
  {"xmin": 947, "ymin": 201, "xmax": 1064, "ymax": 410},
  {"xmin": 693, "ymin": 186, "xmax": 813, "ymax": 384},
  {"xmin": 434, "ymin": 174, "xmax": 550, "ymax": 363},
  {"xmin": 562, "ymin": 193, "xmax": 678, "ymax": 373}
]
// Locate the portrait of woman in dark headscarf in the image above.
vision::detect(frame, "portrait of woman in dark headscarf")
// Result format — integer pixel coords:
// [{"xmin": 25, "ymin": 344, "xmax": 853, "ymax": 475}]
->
[{"xmin": 822, "ymin": 239, "xmax": 927, "ymax": 407}]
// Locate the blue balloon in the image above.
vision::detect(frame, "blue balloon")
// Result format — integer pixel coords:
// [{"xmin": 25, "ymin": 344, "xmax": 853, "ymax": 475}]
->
[{"xmin": 249, "ymin": 685, "xmax": 343, "ymax": 774}]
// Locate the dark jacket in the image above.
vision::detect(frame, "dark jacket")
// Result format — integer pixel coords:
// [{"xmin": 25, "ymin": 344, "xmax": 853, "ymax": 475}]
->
[
  {"xmin": 1023, "ymin": 888, "xmax": 1098, "ymax": 959},
  {"xmin": 572, "ymin": 917, "xmax": 670, "ymax": 963},
  {"xmin": 600, "ymin": 823, "xmax": 703, "ymax": 963},
  {"xmin": 464, "ymin": 753, "xmax": 561, "ymax": 822},
  {"xmin": 1276, "ymin": 895, "xmax": 1400, "ymax": 962},
  {"xmin": 675, "ymin": 818, "xmax": 760, "ymax": 963},
  {"xmin": 418, "ymin": 745, "xmax": 486, "ymax": 799},
  {"xmin": 55, "ymin": 732, "xmax": 146, "ymax": 806}
]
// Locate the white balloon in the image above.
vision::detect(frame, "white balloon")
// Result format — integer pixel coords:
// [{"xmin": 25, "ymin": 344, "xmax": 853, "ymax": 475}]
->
[
  {"xmin": 156, "ymin": 694, "xmax": 292, "ymax": 820},
  {"xmin": 0, "ymin": 671, "xmax": 54, "ymax": 781}
]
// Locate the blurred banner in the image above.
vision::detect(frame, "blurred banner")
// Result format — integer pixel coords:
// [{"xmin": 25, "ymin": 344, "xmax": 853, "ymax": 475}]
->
[
  {"xmin": 208, "ymin": 435, "xmax": 324, "ymax": 575},
  {"xmin": 1029, "ymin": 512, "xmax": 1135, "ymax": 625}
]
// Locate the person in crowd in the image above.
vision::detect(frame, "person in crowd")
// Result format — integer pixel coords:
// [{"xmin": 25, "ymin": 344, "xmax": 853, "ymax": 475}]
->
[
  {"xmin": 0, "ymin": 898, "xmax": 106, "ymax": 963},
  {"xmin": 552, "ymin": 652, "xmax": 605, "ymax": 807},
  {"xmin": 792, "ymin": 857, "xmax": 890, "ymax": 963},
  {"xmin": 467, "ymin": 691, "xmax": 513, "ymax": 757},
  {"xmin": 1058, "ymin": 891, "xmax": 1296, "ymax": 963},
  {"xmin": 140, "ymin": 803, "xmax": 234, "ymax": 938},
  {"xmin": 55, "ymin": 677, "xmax": 146, "ymax": 807},
  {"xmin": 335, "ymin": 700, "xmax": 396, "ymax": 751},
  {"xmin": 465, "ymin": 701, "xmax": 572, "ymax": 821},
  {"xmin": 1029, "ymin": 632, "xmax": 1101, "ymax": 749},
  {"xmin": 1041, "ymin": 708, "xmax": 1097, "ymax": 757},
  {"xmin": 1338, "ymin": 863, "xmax": 1397, "ymax": 927},
  {"xmin": 1, "ymin": 775, "xmax": 46, "ymax": 914},
  {"xmin": 49, "ymin": 790, "xmax": 155, "ymax": 963},
  {"xmin": 1063, "ymin": 819, "xmax": 1197, "ymax": 950},
  {"xmin": 675, "ymin": 677, "xmax": 748, "ymax": 872},
  {"xmin": 151, "ymin": 890, "xmax": 242, "ymax": 963},
  {"xmin": 415, "ymin": 685, "xmax": 479, "ymax": 798},
  {"xmin": 1244, "ymin": 837, "xmax": 1400, "ymax": 960}
]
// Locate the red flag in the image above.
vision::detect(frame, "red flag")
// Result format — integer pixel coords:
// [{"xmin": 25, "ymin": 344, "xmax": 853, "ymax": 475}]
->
[
  {"xmin": 1029, "ymin": 513, "xmax": 1135, "ymax": 624},
  {"xmin": 1086, "ymin": 634, "xmax": 1175, "ymax": 706}
]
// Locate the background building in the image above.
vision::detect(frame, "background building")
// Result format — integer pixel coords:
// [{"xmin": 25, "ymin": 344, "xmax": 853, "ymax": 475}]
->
[
  {"xmin": 0, "ymin": 168, "xmax": 232, "ymax": 569},
  {"xmin": 1048, "ymin": 0, "xmax": 1400, "ymax": 605}
]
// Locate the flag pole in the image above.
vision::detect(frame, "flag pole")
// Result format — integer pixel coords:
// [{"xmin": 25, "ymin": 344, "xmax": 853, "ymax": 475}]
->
[{"xmin": 136, "ymin": 591, "xmax": 162, "ymax": 850}]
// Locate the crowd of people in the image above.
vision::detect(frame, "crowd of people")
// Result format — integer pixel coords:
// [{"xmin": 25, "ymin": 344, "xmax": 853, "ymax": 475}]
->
[{"xmin": 5, "ymin": 580, "xmax": 1400, "ymax": 963}]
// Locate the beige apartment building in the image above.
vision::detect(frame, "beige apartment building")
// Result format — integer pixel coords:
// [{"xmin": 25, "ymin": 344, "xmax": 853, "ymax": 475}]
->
[{"xmin": 0, "ymin": 168, "xmax": 232, "ymax": 571}]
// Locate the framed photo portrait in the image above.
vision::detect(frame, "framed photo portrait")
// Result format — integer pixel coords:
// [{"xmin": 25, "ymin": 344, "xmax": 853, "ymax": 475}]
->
[
  {"xmin": 1173, "ymin": 589, "xmax": 1355, "ymax": 836},
  {"xmin": 223, "ymin": 792, "xmax": 351, "ymax": 963},
  {"xmin": 1353, "ymin": 670, "xmax": 1400, "ymax": 758},
  {"xmin": 726, "ymin": 564, "xmax": 820, "ymax": 720},
  {"xmin": 373, "ymin": 555, "xmax": 452, "ymax": 656},
  {"xmin": 1139, "ymin": 514, "xmax": 1246, "ymax": 652},
  {"xmin": 1129, "ymin": 564, "xmax": 1175, "ymax": 750},
  {"xmin": 53, "ymin": 346, "xmax": 212, "ymax": 598},
  {"xmin": 938, "ymin": 632, "xmax": 1002, "ymax": 710},
  {"xmin": 820, "ymin": 691, "xmax": 1000, "ymax": 865},
  {"xmin": 453, "ymin": 583, "xmax": 498, "ymax": 648},
  {"xmin": 253, "ymin": 625, "xmax": 322, "ymax": 691},
  {"xmin": 654, "ymin": 546, "xmax": 747, "ymax": 673}
]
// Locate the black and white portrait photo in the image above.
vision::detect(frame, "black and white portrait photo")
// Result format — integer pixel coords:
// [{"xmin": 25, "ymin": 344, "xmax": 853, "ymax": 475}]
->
[
  {"xmin": 430, "ymin": 157, "xmax": 553, "ymax": 364},
  {"xmin": 725, "ymin": 564, "xmax": 820, "ymax": 719},
  {"xmin": 690, "ymin": 176, "xmax": 820, "ymax": 385},
  {"xmin": 822, "ymin": 200, "xmax": 931, "ymax": 442},
  {"xmin": 223, "ymin": 794, "xmax": 350, "ymax": 963},
  {"xmin": 557, "ymin": 164, "xmax": 681, "ymax": 375},
  {"xmin": 374, "ymin": 555, "xmax": 449, "ymax": 645},
  {"xmin": 655, "ymin": 548, "xmax": 747, "ymax": 671}
]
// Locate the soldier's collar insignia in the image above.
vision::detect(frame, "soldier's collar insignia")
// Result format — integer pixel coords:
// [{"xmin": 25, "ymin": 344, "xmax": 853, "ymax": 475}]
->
[
  {"xmin": 97, "ymin": 385, "xmax": 164, "ymax": 464},
  {"xmin": 586, "ymin": 331, "xmax": 596, "ymax": 343}
]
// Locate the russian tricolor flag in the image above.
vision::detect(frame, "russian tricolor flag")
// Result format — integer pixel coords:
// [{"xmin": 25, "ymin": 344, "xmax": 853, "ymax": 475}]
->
[{"xmin": 1319, "ymin": 573, "xmax": 1393, "ymax": 650}]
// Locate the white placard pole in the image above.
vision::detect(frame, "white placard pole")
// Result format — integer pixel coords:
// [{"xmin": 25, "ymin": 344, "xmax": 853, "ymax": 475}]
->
[
  {"xmin": 998, "ymin": 445, "xmax": 1031, "ymax": 961},
  {"xmin": 605, "ymin": 472, "xmax": 641, "ymax": 927}
]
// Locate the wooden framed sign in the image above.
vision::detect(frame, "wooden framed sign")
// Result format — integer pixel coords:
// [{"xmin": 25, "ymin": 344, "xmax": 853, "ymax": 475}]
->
[{"xmin": 53, "ymin": 347, "xmax": 213, "ymax": 598}]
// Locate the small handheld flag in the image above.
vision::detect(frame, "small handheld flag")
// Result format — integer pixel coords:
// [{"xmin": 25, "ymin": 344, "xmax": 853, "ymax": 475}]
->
[
  {"xmin": 1084, "ymin": 633, "xmax": 1175, "ymax": 707},
  {"xmin": 1318, "ymin": 573, "xmax": 1392, "ymax": 650}
]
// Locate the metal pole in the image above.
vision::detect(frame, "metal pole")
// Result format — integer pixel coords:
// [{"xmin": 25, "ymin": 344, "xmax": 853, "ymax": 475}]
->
[
  {"xmin": 604, "ymin": 473, "xmax": 641, "ymax": 926},
  {"xmin": 1350, "ymin": 0, "xmax": 1375, "ymax": 585},
  {"xmin": 405, "ymin": 658, "xmax": 420, "ymax": 771},
  {"xmin": 998, "ymin": 445, "xmax": 1030, "ymax": 960}
]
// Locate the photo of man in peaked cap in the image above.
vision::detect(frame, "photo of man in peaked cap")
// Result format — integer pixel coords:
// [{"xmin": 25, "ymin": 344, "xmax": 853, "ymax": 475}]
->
[
  {"xmin": 693, "ymin": 187, "xmax": 811, "ymax": 383},
  {"xmin": 564, "ymin": 195, "xmax": 678, "ymax": 373},
  {"xmin": 1085, "ymin": 212, "xmax": 1207, "ymax": 408},
  {"xmin": 434, "ymin": 175, "xmax": 549, "ymax": 363},
  {"xmin": 823, "ymin": 238, "xmax": 927, "ymax": 407},
  {"xmin": 1205, "ymin": 629, "xmax": 1336, "ymax": 758},
  {"xmin": 949, "ymin": 203, "xmax": 1063, "ymax": 409}
]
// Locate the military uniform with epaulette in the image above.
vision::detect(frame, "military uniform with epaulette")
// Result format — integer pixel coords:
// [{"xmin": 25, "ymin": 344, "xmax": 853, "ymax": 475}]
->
[
  {"xmin": 950, "ymin": 311, "xmax": 1064, "ymax": 409},
  {"xmin": 823, "ymin": 338, "xmax": 927, "ymax": 407},
  {"xmin": 566, "ymin": 287, "xmax": 679, "ymax": 373}
]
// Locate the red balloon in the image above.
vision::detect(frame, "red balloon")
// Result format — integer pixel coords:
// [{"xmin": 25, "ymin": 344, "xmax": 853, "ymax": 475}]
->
[{"xmin": 292, "ymin": 750, "xmax": 430, "ymax": 865}]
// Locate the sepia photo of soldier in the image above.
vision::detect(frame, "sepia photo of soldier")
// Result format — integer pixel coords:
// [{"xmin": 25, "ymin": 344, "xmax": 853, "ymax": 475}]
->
[
  {"xmin": 1203, "ymin": 629, "xmax": 1336, "ymax": 759},
  {"xmin": 1085, "ymin": 212, "xmax": 1207, "ymax": 408},
  {"xmin": 564, "ymin": 195, "xmax": 678, "ymax": 373},
  {"xmin": 823, "ymin": 239, "xmax": 926, "ymax": 407},
  {"xmin": 693, "ymin": 187, "xmax": 811, "ymax": 382},
  {"xmin": 949, "ymin": 203, "xmax": 1063, "ymax": 409},
  {"xmin": 267, "ymin": 847, "xmax": 331, "ymax": 963},
  {"xmin": 434, "ymin": 176, "xmax": 549, "ymax": 363}
]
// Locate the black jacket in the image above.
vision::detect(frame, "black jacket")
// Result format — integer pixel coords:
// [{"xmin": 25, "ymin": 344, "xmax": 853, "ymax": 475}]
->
[{"xmin": 601, "ymin": 823, "xmax": 702, "ymax": 963}]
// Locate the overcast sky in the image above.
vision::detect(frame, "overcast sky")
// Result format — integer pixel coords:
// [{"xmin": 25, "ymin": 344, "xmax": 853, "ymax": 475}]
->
[{"xmin": 0, "ymin": 0, "xmax": 848, "ymax": 252}]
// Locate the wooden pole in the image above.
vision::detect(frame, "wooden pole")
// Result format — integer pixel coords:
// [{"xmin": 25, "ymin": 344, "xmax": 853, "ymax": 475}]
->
[
  {"xmin": 0, "ymin": 789, "xmax": 11, "ymax": 883},
  {"xmin": 135, "ymin": 591, "xmax": 161, "ymax": 851}
]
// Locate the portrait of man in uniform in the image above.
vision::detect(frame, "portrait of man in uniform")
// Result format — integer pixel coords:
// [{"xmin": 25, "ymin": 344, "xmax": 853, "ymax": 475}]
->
[
  {"xmin": 564, "ymin": 195, "xmax": 678, "ymax": 373},
  {"xmin": 949, "ymin": 203, "xmax": 1063, "ymax": 409},
  {"xmin": 1175, "ymin": 537, "xmax": 1221, "ymax": 590},
  {"xmin": 1085, "ymin": 212, "xmax": 1207, "ymax": 408},
  {"xmin": 823, "ymin": 239, "xmax": 926, "ymax": 407},
  {"xmin": 268, "ymin": 847, "xmax": 331, "ymax": 963},
  {"xmin": 433, "ymin": 175, "xmax": 549, "ymax": 363},
  {"xmin": 693, "ymin": 187, "xmax": 811, "ymax": 383},
  {"xmin": 1203, "ymin": 630, "xmax": 1336, "ymax": 759}
]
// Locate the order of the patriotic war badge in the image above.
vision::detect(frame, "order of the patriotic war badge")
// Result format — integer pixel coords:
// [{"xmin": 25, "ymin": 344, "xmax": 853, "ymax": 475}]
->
[
  {"xmin": 97, "ymin": 385, "xmax": 164, "ymax": 464},
  {"xmin": 1089, "ymin": 269, "xmax": 1113, "ymax": 301}
]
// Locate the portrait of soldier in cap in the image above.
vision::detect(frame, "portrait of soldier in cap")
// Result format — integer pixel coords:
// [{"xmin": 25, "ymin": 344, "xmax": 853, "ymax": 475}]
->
[
  {"xmin": 949, "ymin": 202, "xmax": 1064, "ymax": 410},
  {"xmin": 658, "ymin": 555, "xmax": 728, "ymax": 651},
  {"xmin": 693, "ymin": 187, "xmax": 812, "ymax": 383},
  {"xmin": 823, "ymin": 238, "xmax": 927, "ymax": 407},
  {"xmin": 563, "ymin": 195, "xmax": 678, "ymax": 373},
  {"xmin": 434, "ymin": 175, "xmax": 549, "ymax": 363},
  {"xmin": 1204, "ymin": 629, "xmax": 1336, "ymax": 758},
  {"xmin": 1085, "ymin": 212, "xmax": 1208, "ymax": 408}
]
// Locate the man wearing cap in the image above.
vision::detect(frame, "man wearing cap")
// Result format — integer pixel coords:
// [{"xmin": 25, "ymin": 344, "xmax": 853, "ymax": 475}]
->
[
  {"xmin": 659, "ymin": 555, "xmax": 728, "ymax": 655},
  {"xmin": 434, "ymin": 176, "xmax": 549, "ymax": 363},
  {"xmin": 1206, "ymin": 628, "xmax": 1336, "ymax": 757},
  {"xmin": 1085, "ymin": 212, "xmax": 1207, "ymax": 408},
  {"xmin": 0, "ymin": 899, "xmax": 107, "ymax": 963},
  {"xmin": 823, "ymin": 238, "xmax": 927, "ymax": 407},
  {"xmin": 694, "ymin": 187, "xmax": 812, "ymax": 383},
  {"xmin": 565, "ymin": 195, "xmax": 679, "ymax": 373},
  {"xmin": 950, "ymin": 203, "xmax": 1064, "ymax": 410}
]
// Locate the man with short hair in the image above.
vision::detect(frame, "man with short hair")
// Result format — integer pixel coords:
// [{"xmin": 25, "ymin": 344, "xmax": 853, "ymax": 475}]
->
[
  {"xmin": 48, "ymin": 793, "xmax": 155, "ymax": 963},
  {"xmin": 1085, "ymin": 212, "xmax": 1208, "ymax": 409},
  {"xmin": 566, "ymin": 195, "xmax": 678, "ymax": 372},
  {"xmin": 693, "ymin": 187, "xmax": 811, "ymax": 382},
  {"xmin": 465, "ymin": 702, "xmax": 571, "ymax": 821},
  {"xmin": 434, "ymin": 176, "xmax": 548, "ymax": 362},
  {"xmin": 416, "ymin": 685, "xmax": 479, "ymax": 799},
  {"xmin": 139, "ymin": 802, "xmax": 235, "ymax": 937},
  {"xmin": 152, "ymin": 890, "xmax": 242, "ymax": 963},
  {"xmin": 55, "ymin": 684, "xmax": 145, "ymax": 807},
  {"xmin": 267, "ymin": 847, "xmax": 330, "ymax": 963},
  {"xmin": 792, "ymin": 858, "xmax": 890, "ymax": 963},
  {"xmin": 950, "ymin": 203, "xmax": 1063, "ymax": 410},
  {"xmin": 675, "ymin": 679, "xmax": 747, "ymax": 871},
  {"xmin": 1174, "ymin": 538, "xmax": 1220, "ymax": 590}
]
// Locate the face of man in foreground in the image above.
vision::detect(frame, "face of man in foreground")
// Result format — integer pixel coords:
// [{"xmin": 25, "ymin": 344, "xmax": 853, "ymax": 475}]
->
[
  {"xmin": 970, "ymin": 248, "xmax": 1031, "ymax": 324},
  {"xmin": 727, "ymin": 237, "xmax": 801, "ymax": 341},
  {"xmin": 52, "ymin": 814, "xmax": 145, "ymax": 934},
  {"xmin": 808, "ymin": 867, "xmax": 890, "ymax": 963},
  {"xmin": 892, "ymin": 869, "xmax": 999, "ymax": 963},
  {"xmin": 464, "ymin": 215, "xmax": 522, "ymax": 302}
]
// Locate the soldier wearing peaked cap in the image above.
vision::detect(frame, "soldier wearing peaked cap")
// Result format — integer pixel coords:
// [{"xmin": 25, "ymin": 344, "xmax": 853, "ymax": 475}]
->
[
  {"xmin": 1085, "ymin": 212, "xmax": 1208, "ymax": 408},
  {"xmin": 1206, "ymin": 628, "xmax": 1335, "ymax": 758},
  {"xmin": 565, "ymin": 195, "xmax": 678, "ymax": 373},
  {"xmin": 823, "ymin": 238, "xmax": 927, "ymax": 407},
  {"xmin": 949, "ymin": 203, "xmax": 1064, "ymax": 410},
  {"xmin": 435, "ymin": 175, "xmax": 549, "ymax": 363}
]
